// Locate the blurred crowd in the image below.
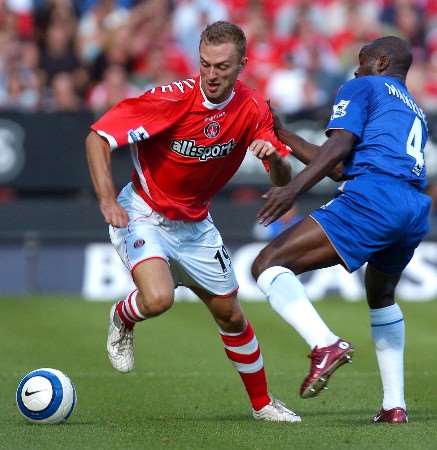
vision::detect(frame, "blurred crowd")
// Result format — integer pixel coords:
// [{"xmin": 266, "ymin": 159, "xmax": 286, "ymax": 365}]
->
[{"xmin": 1, "ymin": 0, "xmax": 437, "ymax": 115}]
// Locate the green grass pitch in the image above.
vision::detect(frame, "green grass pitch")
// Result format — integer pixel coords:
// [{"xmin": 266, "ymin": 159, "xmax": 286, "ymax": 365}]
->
[{"xmin": 1, "ymin": 296, "xmax": 437, "ymax": 450}]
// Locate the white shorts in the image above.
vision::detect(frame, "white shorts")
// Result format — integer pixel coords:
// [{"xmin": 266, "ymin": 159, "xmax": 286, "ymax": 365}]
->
[{"xmin": 109, "ymin": 183, "xmax": 239, "ymax": 297}]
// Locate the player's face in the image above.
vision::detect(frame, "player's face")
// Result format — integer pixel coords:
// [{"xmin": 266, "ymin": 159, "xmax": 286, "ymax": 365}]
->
[
  {"xmin": 199, "ymin": 41, "xmax": 247, "ymax": 103},
  {"xmin": 354, "ymin": 46, "xmax": 379, "ymax": 77}
]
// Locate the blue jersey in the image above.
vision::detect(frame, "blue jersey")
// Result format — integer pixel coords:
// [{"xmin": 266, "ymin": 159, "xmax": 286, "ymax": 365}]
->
[{"xmin": 326, "ymin": 75, "xmax": 428, "ymax": 190}]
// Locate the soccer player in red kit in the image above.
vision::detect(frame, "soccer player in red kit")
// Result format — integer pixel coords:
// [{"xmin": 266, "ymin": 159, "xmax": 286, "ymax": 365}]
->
[{"xmin": 85, "ymin": 21, "xmax": 300, "ymax": 422}]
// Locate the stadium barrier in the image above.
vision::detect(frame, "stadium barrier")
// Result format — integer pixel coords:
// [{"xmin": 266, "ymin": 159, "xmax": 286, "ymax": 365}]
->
[{"xmin": 1, "ymin": 240, "xmax": 437, "ymax": 301}]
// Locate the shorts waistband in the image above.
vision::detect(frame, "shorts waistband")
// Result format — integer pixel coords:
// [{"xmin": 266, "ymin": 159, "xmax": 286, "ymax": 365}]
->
[{"xmin": 130, "ymin": 183, "xmax": 211, "ymax": 228}]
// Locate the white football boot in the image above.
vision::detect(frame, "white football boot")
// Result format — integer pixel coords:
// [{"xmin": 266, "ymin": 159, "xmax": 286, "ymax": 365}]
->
[
  {"xmin": 252, "ymin": 398, "xmax": 302, "ymax": 423},
  {"xmin": 107, "ymin": 304, "xmax": 134, "ymax": 373}
]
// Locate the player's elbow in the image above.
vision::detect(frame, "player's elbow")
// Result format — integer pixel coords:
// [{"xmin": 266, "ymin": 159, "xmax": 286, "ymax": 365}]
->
[{"xmin": 320, "ymin": 142, "xmax": 350, "ymax": 180}]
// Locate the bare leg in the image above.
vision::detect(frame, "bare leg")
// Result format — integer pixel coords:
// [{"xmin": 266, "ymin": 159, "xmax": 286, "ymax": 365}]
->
[
  {"xmin": 252, "ymin": 217, "xmax": 342, "ymax": 277},
  {"xmin": 190, "ymin": 286, "xmax": 300, "ymax": 421},
  {"xmin": 132, "ymin": 258, "xmax": 175, "ymax": 317},
  {"xmin": 365, "ymin": 264, "xmax": 400, "ymax": 309},
  {"xmin": 107, "ymin": 259, "xmax": 175, "ymax": 373}
]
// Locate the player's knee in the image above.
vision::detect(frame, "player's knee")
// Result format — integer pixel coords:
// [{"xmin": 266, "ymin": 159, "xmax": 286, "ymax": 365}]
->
[
  {"xmin": 217, "ymin": 308, "xmax": 245, "ymax": 333},
  {"xmin": 211, "ymin": 297, "xmax": 245, "ymax": 333},
  {"xmin": 366, "ymin": 292, "xmax": 396, "ymax": 309},
  {"xmin": 138, "ymin": 289, "xmax": 174, "ymax": 317},
  {"xmin": 251, "ymin": 248, "xmax": 276, "ymax": 281}
]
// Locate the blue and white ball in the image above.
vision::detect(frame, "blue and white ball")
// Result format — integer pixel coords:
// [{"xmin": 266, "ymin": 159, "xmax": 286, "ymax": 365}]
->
[{"xmin": 16, "ymin": 368, "xmax": 77, "ymax": 424}]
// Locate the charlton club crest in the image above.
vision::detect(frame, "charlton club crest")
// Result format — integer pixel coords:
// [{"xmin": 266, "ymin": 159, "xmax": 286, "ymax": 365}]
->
[
  {"xmin": 133, "ymin": 239, "xmax": 145, "ymax": 249},
  {"xmin": 204, "ymin": 121, "xmax": 220, "ymax": 138}
]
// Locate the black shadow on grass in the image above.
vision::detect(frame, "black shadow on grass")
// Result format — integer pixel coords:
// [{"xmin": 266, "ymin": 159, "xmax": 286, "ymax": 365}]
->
[{"xmin": 24, "ymin": 422, "xmax": 97, "ymax": 427}]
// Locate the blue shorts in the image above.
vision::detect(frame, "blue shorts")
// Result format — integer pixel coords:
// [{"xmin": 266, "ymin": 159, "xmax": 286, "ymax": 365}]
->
[{"xmin": 310, "ymin": 174, "xmax": 431, "ymax": 273}]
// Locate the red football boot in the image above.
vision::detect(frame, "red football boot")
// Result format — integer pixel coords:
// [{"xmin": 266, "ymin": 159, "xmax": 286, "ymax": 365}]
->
[
  {"xmin": 373, "ymin": 408, "xmax": 408, "ymax": 424},
  {"xmin": 300, "ymin": 339, "xmax": 354, "ymax": 399}
]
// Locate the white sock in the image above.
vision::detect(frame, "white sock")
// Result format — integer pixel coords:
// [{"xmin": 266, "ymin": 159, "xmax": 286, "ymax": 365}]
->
[
  {"xmin": 257, "ymin": 266, "xmax": 338, "ymax": 349},
  {"xmin": 370, "ymin": 304, "xmax": 406, "ymax": 410}
]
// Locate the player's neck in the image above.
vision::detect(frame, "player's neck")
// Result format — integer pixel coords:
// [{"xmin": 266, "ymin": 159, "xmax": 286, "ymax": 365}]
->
[
  {"xmin": 382, "ymin": 72, "xmax": 406, "ymax": 84},
  {"xmin": 199, "ymin": 79, "xmax": 236, "ymax": 110}
]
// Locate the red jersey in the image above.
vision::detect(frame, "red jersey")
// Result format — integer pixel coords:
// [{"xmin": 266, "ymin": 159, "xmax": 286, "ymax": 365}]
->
[{"xmin": 91, "ymin": 76, "xmax": 290, "ymax": 221}]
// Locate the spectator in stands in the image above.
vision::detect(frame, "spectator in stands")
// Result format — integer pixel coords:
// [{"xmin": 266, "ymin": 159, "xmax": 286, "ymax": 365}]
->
[
  {"xmin": 131, "ymin": 41, "xmax": 191, "ymax": 90},
  {"xmin": 126, "ymin": 0, "xmax": 170, "ymax": 63},
  {"xmin": 39, "ymin": 21, "xmax": 83, "ymax": 85},
  {"xmin": 87, "ymin": 63, "xmax": 140, "ymax": 112},
  {"xmin": 172, "ymin": 0, "xmax": 229, "ymax": 67},
  {"xmin": 242, "ymin": 9, "xmax": 282, "ymax": 93},
  {"xmin": 0, "ymin": 69, "xmax": 38, "ymax": 110},
  {"xmin": 76, "ymin": 0, "xmax": 130, "ymax": 64},
  {"xmin": 87, "ymin": 24, "xmax": 133, "ymax": 83},
  {"xmin": 44, "ymin": 71, "xmax": 83, "ymax": 111},
  {"xmin": 423, "ymin": 30, "xmax": 437, "ymax": 112},
  {"xmin": 393, "ymin": 2, "xmax": 426, "ymax": 61},
  {"xmin": 265, "ymin": 52, "xmax": 324, "ymax": 115},
  {"xmin": 0, "ymin": 39, "xmax": 41, "ymax": 111},
  {"xmin": 0, "ymin": 0, "xmax": 435, "ymax": 122},
  {"xmin": 274, "ymin": 0, "xmax": 326, "ymax": 39},
  {"xmin": 76, "ymin": 0, "xmax": 136, "ymax": 17},
  {"xmin": 4, "ymin": 0, "xmax": 34, "ymax": 39}
]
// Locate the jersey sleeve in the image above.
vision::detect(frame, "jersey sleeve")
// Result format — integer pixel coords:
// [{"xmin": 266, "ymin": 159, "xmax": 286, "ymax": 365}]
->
[
  {"xmin": 252, "ymin": 98, "xmax": 291, "ymax": 155},
  {"xmin": 91, "ymin": 83, "xmax": 195, "ymax": 150},
  {"xmin": 250, "ymin": 99, "xmax": 291, "ymax": 171},
  {"xmin": 326, "ymin": 77, "xmax": 372, "ymax": 139}
]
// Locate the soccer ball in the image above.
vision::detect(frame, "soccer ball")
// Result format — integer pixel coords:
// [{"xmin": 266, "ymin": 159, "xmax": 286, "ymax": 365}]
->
[{"xmin": 16, "ymin": 368, "xmax": 77, "ymax": 424}]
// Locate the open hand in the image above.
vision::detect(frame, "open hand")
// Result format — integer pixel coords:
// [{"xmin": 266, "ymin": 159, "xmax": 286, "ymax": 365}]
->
[{"xmin": 257, "ymin": 185, "xmax": 297, "ymax": 226}]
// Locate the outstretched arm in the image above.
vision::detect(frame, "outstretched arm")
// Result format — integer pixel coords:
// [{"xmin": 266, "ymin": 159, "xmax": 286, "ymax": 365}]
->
[
  {"xmin": 85, "ymin": 131, "xmax": 129, "ymax": 227},
  {"xmin": 257, "ymin": 129, "xmax": 355, "ymax": 225},
  {"xmin": 272, "ymin": 111, "xmax": 345, "ymax": 181}
]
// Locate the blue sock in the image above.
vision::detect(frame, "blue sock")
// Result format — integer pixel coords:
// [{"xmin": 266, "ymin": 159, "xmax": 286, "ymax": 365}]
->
[{"xmin": 370, "ymin": 304, "xmax": 406, "ymax": 410}]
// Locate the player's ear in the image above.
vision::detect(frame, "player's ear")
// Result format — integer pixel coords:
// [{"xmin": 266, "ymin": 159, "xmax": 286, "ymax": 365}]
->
[
  {"xmin": 240, "ymin": 57, "xmax": 248, "ymax": 70},
  {"xmin": 377, "ymin": 55, "xmax": 390, "ymax": 73}
]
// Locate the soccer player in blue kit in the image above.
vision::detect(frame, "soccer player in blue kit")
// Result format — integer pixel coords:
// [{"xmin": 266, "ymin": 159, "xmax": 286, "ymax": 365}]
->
[{"xmin": 251, "ymin": 36, "xmax": 431, "ymax": 424}]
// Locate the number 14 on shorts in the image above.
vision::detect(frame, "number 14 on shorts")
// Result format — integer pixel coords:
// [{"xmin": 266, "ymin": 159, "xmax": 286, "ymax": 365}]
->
[{"xmin": 214, "ymin": 246, "xmax": 232, "ymax": 273}]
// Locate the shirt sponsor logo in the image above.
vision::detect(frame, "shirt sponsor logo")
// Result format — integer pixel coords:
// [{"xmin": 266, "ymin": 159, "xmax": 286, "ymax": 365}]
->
[
  {"xmin": 204, "ymin": 111, "xmax": 226, "ymax": 122},
  {"xmin": 331, "ymin": 100, "xmax": 350, "ymax": 119},
  {"xmin": 170, "ymin": 139, "xmax": 236, "ymax": 161},
  {"xmin": 204, "ymin": 121, "xmax": 220, "ymax": 138},
  {"xmin": 128, "ymin": 126, "xmax": 149, "ymax": 143}
]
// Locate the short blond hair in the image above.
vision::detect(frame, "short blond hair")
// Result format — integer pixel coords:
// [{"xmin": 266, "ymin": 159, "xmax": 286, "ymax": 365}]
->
[{"xmin": 200, "ymin": 21, "xmax": 247, "ymax": 59}]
